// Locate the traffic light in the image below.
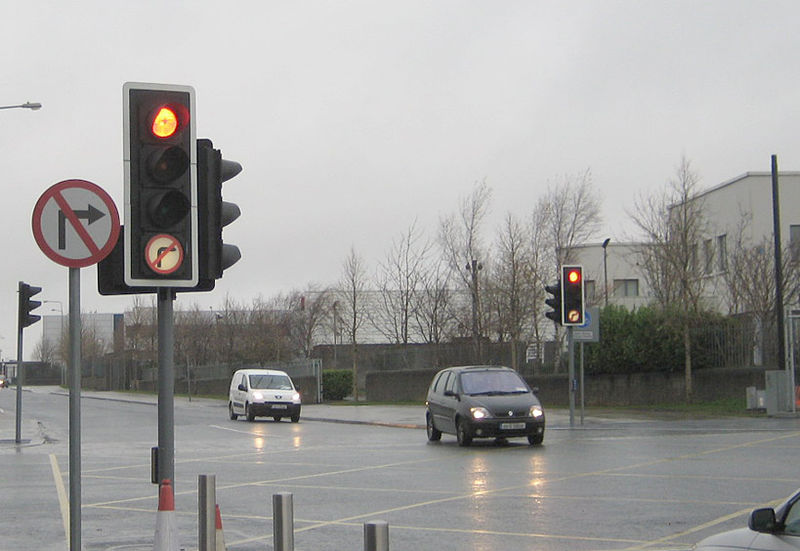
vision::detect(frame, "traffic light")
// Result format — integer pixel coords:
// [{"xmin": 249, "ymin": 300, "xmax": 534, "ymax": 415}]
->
[
  {"xmin": 562, "ymin": 265, "xmax": 585, "ymax": 326},
  {"xmin": 18, "ymin": 282, "xmax": 42, "ymax": 328},
  {"xmin": 545, "ymin": 281, "xmax": 562, "ymax": 325},
  {"xmin": 197, "ymin": 138, "xmax": 242, "ymax": 288},
  {"xmin": 123, "ymin": 82, "xmax": 197, "ymax": 288}
]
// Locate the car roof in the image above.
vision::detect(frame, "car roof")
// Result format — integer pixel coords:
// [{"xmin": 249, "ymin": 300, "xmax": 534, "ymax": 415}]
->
[
  {"xmin": 437, "ymin": 365, "xmax": 514, "ymax": 374},
  {"xmin": 234, "ymin": 369, "xmax": 290, "ymax": 376}
]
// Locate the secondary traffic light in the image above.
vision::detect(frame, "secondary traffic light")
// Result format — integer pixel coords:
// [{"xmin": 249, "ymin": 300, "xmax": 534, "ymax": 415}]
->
[
  {"xmin": 18, "ymin": 282, "xmax": 42, "ymax": 328},
  {"xmin": 544, "ymin": 281, "xmax": 562, "ymax": 325},
  {"xmin": 123, "ymin": 82, "xmax": 197, "ymax": 288},
  {"xmin": 196, "ymin": 138, "xmax": 242, "ymax": 288},
  {"xmin": 562, "ymin": 265, "xmax": 585, "ymax": 326}
]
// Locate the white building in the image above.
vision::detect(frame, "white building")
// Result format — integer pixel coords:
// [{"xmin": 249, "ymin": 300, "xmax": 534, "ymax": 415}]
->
[{"xmin": 571, "ymin": 172, "xmax": 800, "ymax": 315}]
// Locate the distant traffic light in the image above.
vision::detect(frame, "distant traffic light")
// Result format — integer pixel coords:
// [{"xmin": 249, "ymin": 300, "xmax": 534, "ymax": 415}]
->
[
  {"xmin": 545, "ymin": 281, "xmax": 562, "ymax": 325},
  {"xmin": 18, "ymin": 282, "xmax": 42, "ymax": 328},
  {"xmin": 123, "ymin": 82, "xmax": 197, "ymax": 287},
  {"xmin": 562, "ymin": 265, "xmax": 585, "ymax": 326},
  {"xmin": 196, "ymin": 139, "xmax": 242, "ymax": 289}
]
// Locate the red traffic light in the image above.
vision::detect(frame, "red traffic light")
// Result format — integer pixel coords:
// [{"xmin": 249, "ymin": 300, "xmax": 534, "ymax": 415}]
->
[
  {"xmin": 151, "ymin": 106, "xmax": 179, "ymax": 138},
  {"xmin": 567, "ymin": 269, "xmax": 581, "ymax": 284}
]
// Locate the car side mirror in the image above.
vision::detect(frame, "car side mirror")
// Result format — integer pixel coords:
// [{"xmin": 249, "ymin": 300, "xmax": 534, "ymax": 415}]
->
[
  {"xmin": 531, "ymin": 386, "xmax": 540, "ymax": 395},
  {"xmin": 443, "ymin": 390, "xmax": 460, "ymax": 400},
  {"xmin": 238, "ymin": 384, "xmax": 246, "ymax": 391},
  {"xmin": 749, "ymin": 508, "xmax": 777, "ymax": 533}
]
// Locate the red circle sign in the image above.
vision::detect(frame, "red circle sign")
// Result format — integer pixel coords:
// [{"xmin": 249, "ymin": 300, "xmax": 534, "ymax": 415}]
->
[
  {"xmin": 32, "ymin": 180, "xmax": 120, "ymax": 268},
  {"xmin": 145, "ymin": 234, "xmax": 184, "ymax": 274}
]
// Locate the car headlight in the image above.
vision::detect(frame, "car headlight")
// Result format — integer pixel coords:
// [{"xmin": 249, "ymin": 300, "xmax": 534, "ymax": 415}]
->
[
  {"xmin": 470, "ymin": 407, "xmax": 491, "ymax": 420},
  {"xmin": 292, "ymin": 392, "xmax": 301, "ymax": 403},
  {"xmin": 530, "ymin": 405, "xmax": 544, "ymax": 418},
  {"xmin": 252, "ymin": 392, "xmax": 264, "ymax": 400}
]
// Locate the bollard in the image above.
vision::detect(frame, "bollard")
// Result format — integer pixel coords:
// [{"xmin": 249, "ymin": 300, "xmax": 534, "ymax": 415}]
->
[
  {"xmin": 364, "ymin": 520, "xmax": 389, "ymax": 551},
  {"xmin": 198, "ymin": 474, "xmax": 217, "ymax": 551},
  {"xmin": 273, "ymin": 492, "xmax": 294, "ymax": 551}
]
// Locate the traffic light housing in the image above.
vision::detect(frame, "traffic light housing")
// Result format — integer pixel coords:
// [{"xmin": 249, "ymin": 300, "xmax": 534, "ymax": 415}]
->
[
  {"xmin": 197, "ymin": 138, "xmax": 241, "ymax": 284},
  {"xmin": 123, "ymin": 82, "xmax": 197, "ymax": 287},
  {"xmin": 544, "ymin": 281, "xmax": 562, "ymax": 325},
  {"xmin": 18, "ymin": 282, "xmax": 42, "ymax": 328},
  {"xmin": 562, "ymin": 265, "xmax": 585, "ymax": 326}
]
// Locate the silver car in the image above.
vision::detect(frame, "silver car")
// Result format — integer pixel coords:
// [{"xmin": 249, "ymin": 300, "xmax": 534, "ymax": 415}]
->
[{"xmin": 694, "ymin": 489, "xmax": 800, "ymax": 550}]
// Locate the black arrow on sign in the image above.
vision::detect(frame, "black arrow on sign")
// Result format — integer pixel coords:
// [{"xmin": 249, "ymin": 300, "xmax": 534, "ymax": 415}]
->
[{"xmin": 58, "ymin": 204, "xmax": 105, "ymax": 250}]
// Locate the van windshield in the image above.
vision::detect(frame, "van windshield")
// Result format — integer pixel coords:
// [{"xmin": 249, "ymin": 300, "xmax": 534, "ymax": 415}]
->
[
  {"xmin": 249, "ymin": 374, "xmax": 293, "ymax": 390},
  {"xmin": 460, "ymin": 370, "xmax": 529, "ymax": 395}
]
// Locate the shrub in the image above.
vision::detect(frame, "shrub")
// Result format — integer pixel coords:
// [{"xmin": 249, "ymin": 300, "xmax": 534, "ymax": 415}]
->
[{"xmin": 322, "ymin": 369, "xmax": 353, "ymax": 401}]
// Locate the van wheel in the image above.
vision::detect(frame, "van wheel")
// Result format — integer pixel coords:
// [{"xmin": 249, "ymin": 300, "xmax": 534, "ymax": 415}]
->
[
  {"xmin": 290, "ymin": 414, "xmax": 300, "ymax": 423},
  {"xmin": 456, "ymin": 419, "xmax": 472, "ymax": 447},
  {"xmin": 246, "ymin": 403, "xmax": 255, "ymax": 422},
  {"xmin": 229, "ymin": 403, "xmax": 238, "ymax": 420},
  {"xmin": 273, "ymin": 416, "xmax": 282, "ymax": 422},
  {"xmin": 426, "ymin": 412, "xmax": 441, "ymax": 441}
]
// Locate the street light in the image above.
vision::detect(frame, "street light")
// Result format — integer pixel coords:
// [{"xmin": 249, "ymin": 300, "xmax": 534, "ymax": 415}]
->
[
  {"xmin": 602, "ymin": 238, "xmax": 611, "ymax": 307},
  {"xmin": 0, "ymin": 101, "xmax": 42, "ymax": 110},
  {"xmin": 43, "ymin": 300, "xmax": 65, "ymax": 385}
]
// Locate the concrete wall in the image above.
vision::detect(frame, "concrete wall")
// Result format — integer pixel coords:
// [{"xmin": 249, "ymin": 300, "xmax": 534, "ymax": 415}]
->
[{"xmin": 366, "ymin": 367, "xmax": 767, "ymax": 406}]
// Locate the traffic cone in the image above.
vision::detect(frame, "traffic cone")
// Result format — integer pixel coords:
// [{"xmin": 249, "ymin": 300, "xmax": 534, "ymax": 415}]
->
[
  {"xmin": 215, "ymin": 504, "xmax": 227, "ymax": 551},
  {"xmin": 154, "ymin": 479, "xmax": 180, "ymax": 551}
]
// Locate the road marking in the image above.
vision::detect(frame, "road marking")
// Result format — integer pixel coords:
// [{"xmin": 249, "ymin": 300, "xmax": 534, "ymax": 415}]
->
[{"xmin": 50, "ymin": 454, "xmax": 70, "ymax": 544}]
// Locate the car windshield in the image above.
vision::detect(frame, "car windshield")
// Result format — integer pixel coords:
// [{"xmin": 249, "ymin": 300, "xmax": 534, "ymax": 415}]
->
[
  {"xmin": 460, "ymin": 370, "xmax": 529, "ymax": 395},
  {"xmin": 248, "ymin": 374, "xmax": 293, "ymax": 390}
]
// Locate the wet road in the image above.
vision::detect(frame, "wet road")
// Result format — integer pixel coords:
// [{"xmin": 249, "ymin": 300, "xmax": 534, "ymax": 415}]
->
[{"xmin": 1, "ymin": 386, "xmax": 799, "ymax": 550}]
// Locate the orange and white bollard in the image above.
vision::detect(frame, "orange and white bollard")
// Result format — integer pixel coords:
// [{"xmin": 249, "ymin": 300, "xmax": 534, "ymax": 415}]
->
[
  {"xmin": 215, "ymin": 504, "xmax": 227, "ymax": 551},
  {"xmin": 153, "ymin": 479, "xmax": 180, "ymax": 551}
]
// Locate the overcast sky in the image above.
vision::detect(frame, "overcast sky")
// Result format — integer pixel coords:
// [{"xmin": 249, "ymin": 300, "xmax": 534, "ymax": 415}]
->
[{"xmin": 2, "ymin": 1, "xmax": 799, "ymax": 359}]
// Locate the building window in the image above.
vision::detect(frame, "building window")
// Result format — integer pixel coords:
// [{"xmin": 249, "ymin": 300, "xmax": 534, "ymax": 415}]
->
[
  {"xmin": 585, "ymin": 280, "xmax": 596, "ymax": 303},
  {"xmin": 791, "ymin": 225, "xmax": 800, "ymax": 261},
  {"xmin": 703, "ymin": 239, "xmax": 713, "ymax": 275},
  {"xmin": 717, "ymin": 234, "xmax": 727, "ymax": 272},
  {"xmin": 613, "ymin": 279, "xmax": 639, "ymax": 297}
]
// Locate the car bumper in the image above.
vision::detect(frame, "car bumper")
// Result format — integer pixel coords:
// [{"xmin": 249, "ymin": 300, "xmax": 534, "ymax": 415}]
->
[
  {"xmin": 250, "ymin": 403, "xmax": 301, "ymax": 417},
  {"xmin": 467, "ymin": 418, "xmax": 545, "ymax": 439}
]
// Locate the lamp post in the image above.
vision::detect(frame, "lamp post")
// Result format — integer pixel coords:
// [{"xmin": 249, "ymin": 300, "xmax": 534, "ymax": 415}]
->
[
  {"xmin": 602, "ymin": 238, "xmax": 611, "ymax": 307},
  {"xmin": 44, "ymin": 300, "xmax": 65, "ymax": 385},
  {"xmin": 466, "ymin": 259, "xmax": 483, "ymax": 363},
  {"xmin": 0, "ymin": 101, "xmax": 42, "ymax": 111}
]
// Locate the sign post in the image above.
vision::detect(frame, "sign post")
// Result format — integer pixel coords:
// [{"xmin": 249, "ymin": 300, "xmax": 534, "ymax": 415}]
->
[{"xmin": 32, "ymin": 179, "xmax": 119, "ymax": 551}]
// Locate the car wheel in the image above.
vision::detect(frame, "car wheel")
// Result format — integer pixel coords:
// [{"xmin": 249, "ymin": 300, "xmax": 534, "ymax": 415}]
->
[
  {"xmin": 273, "ymin": 416, "xmax": 282, "ymax": 422},
  {"xmin": 246, "ymin": 403, "xmax": 255, "ymax": 422},
  {"xmin": 229, "ymin": 403, "xmax": 238, "ymax": 420},
  {"xmin": 456, "ymin": 419, "xmax": 472, "ymax": 447},
  {"xmin": 528, "ymin": 433, "xmax": 544, "ymax": 445},
  {"xmin": 426, "ymin": 412, "xmax": 442, "ymax": 442},
  {"xmin": 290, "ymin": 414, "xmax": 300, "ymax": 423}
]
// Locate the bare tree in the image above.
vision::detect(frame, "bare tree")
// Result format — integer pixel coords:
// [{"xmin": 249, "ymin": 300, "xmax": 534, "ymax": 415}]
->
[
  {"xmin": 439, "ymin": 181, "xmax": 492, "ymax": 362},
  {"xmin": 282, "ymin": 285, "xmax": 333, "ymax": 358},
  {"xmin": 541, "ymin": 169, "xmax": 602, "ymax": 268},
  {"xmin": 491, "ymin": 213, "xmax": 539, "ymax": 370},
  {"xmin": 339, "ymin": 247, "xmax": 368, "ymax": 399},
  {"xmin": 372, "ymin": 220, "xmax": 430, "ymax": 345},
  {"xmin": 415, "ymin": 256, "xmax": 454, "ymax": 347},
  {"xmin": 630, "ymin": 156, "xmax": 707, "ymax": 400}
]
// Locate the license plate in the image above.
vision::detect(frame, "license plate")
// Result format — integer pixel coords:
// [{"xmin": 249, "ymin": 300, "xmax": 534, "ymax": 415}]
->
[
  {"xmin": 500, "ymin": 422, "xmax": 526, "ymax": 430},
  {"xmin": 272, "ymin": 404, "xmax": 287, "ymax": 409}
]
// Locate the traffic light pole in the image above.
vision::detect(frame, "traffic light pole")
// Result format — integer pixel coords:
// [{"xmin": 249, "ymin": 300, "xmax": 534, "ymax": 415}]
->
[
  {"xmin": 568, "ymin": 326, "xmax": 575, "ymax": 428},
  {"xmin": 157, "ymin": 288, "xmax": 176, "ymax": 485},
  {"xmin": 14, "ymin": 303, "xmax": 24, "ymax": 443}
]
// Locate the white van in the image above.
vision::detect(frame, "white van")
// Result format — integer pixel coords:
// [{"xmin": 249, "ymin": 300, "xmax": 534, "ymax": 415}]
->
[{"xmin": 228, "ymin": 368, "xmax": 301, "ymax": 422}]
